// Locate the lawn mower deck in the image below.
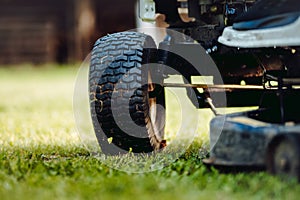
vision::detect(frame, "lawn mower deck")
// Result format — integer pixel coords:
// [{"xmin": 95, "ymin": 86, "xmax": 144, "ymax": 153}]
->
[{"xmin": 204, "ymin": 76, "xmax": 300, "ymax": 180}]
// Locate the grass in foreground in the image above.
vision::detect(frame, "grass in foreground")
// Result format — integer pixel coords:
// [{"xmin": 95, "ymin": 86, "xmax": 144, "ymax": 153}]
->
[{"xmin": 0, "ymin": 65, "xmax": 300, "ymax": 200}]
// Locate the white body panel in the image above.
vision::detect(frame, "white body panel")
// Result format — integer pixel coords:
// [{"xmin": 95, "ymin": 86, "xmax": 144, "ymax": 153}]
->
[{"xmin": 218, "ymin": 17, "xmax": 300, "ymax": 48}]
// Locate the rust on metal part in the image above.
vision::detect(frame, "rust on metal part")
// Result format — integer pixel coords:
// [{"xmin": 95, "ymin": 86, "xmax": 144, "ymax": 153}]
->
[{"xmin": 163, "ymin": 83, "xmax": 265, "ymax": 90}]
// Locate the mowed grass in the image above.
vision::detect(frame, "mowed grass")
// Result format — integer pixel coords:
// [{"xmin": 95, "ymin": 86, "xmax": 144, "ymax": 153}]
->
[{"xmin": 0, "ymin": 65, "xmax": 300, "ymax": 200}]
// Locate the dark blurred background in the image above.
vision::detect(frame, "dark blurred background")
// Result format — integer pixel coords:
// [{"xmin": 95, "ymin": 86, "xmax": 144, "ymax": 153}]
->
[{"xmin": 0, "ymin": 0, "xmax": 136, "ymax": 64}]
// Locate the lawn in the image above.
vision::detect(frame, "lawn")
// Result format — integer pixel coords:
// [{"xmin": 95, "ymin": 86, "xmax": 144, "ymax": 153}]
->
[{"xmin": 0, "ymin": 65, "xmax": 300, "ymax": 200}]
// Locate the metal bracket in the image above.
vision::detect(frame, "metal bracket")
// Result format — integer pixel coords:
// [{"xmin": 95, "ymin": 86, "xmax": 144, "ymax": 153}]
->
[{"xmin": 139, "ymin": 0, "xmax": 156, "ymax": 22}]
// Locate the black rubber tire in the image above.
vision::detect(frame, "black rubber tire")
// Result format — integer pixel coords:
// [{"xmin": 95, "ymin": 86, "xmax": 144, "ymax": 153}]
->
[
  {"xmin": 267, "ymin": 134, "xmax": 300, "ymax": 181},
  {"xmin": 89, "ymin": 32, "xmax": 165, "ymax": 155}
]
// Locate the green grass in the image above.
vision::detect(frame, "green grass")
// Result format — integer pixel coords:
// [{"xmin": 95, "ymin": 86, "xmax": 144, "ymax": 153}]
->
[{"xmin": 1, "ymin": 65, "xmax": 300, "ymax": 200}]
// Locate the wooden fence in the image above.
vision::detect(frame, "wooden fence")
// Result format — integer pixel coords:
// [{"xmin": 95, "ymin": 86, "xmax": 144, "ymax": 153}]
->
[{"xmin": 0, "ymin": 0, "xmax": 135, "ymax": 64}]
